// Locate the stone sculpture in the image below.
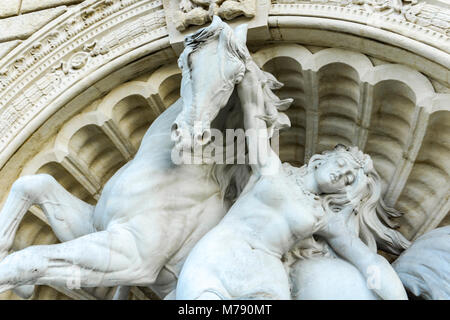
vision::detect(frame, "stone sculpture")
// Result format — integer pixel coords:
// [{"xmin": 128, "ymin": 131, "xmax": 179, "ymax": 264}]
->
[
  {"xmin": 393, "ymin": 225, "xmax": 450, "ymax": 300},
  {"xmin": 174, "ymin": 0, "xmax": 256, "ymax": 31},
  {"xmin": 0, "ymin": 16, "xmax": 448, "ymax": 300},
  {"xmin": 171, "ymin": 16, "xmax": 450, "ymax": 300},
  {"xmin": 0, "ymin": 16, "xmax": 252, "ymax": 299},
  {"xmin": 174, "ymin": 31, "xmax": 409, "ymax": 297},
  {"xmin": 176, "ymin": 145, "xmax": 408, "ymax": 299}
]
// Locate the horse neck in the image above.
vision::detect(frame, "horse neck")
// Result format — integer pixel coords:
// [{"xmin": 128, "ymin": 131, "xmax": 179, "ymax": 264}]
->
[
  {"xmin": 134, "ymin": 90, "xmax": 250, "ymax": 201},
  {"xmin": 210, "ymin": 89, "xmax": 251, "ymax": 202},
  {"xmin": 211, "ymin": 88, "xmax": 244, "ymax": 131}
]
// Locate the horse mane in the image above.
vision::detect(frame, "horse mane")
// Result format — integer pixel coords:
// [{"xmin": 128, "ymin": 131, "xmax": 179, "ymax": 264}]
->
[
  {"xmin": 208, "ymin": 66, "xmax": 294, "ymax": 205},
  {"xmin": 252, "ymin": 63, "xmax": 294, "ymax": 138},
  {"xmin": 182, "ymin": 19, "xmax": 223, "ymax": 55},
  {"xmin": 180, "ymin": 16, "xmax": 292, "ymax": 138},
  {"xmin": 179, "ymin": 16, "xmax": 249, "ymax": 75},
  {"xmin": 209, "ymin": 90, "xmax": 251, "ymax": 205}
]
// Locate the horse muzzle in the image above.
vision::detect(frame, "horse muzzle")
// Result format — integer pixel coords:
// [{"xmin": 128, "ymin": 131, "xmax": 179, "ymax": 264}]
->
[{"xmin": 171, "ymin": 121, "xmax": 212, "ymax": 150}]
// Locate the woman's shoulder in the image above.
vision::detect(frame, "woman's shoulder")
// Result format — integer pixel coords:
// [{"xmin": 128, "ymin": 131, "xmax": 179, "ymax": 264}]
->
[{"xmin": 248, "ymin": 163, "xmax": 302, "ymax": 203}]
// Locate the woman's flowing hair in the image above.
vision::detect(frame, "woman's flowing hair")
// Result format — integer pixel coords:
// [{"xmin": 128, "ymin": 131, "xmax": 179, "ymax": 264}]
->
[{"xmin": 291, "ymin": 144, "xmax": 410, "ymax": 261}]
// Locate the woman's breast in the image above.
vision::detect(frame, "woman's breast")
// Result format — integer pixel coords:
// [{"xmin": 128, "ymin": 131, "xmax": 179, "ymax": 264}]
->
[
  {"xmin": 252, "ymin": 175, "xmax": 288, "ymax": 208},
  {"xmin": 255, "ymin": 174, "xmax": 325, "ymax": 240}
]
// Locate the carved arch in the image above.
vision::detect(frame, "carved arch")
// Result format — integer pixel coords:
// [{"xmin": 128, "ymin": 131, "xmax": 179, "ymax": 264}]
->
[{"xmin": 0, "ymin": 0, "xmax": 448, "ymax": 299}]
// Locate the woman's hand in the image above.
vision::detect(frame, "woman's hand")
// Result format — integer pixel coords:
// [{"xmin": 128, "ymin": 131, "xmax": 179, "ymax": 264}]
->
[{"xmin": 315, "ymin": 205, "xmax": 408, "ymax": 300}]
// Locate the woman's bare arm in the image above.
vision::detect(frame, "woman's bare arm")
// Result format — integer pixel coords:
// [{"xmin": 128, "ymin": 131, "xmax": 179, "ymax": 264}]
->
[
  {"xmin": 237, "ymin": 61, "xmax": 281, "ymax": 176},
  {"xmin": 316, "ymin": 209, "xmax": 408, "ymax": 300}
]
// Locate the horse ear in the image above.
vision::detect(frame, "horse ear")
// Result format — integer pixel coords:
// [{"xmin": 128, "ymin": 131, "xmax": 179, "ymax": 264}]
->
[
  {"xmin": 234, "ymin": 23, "xmax": 248, "ymax": 46},
  {"xmin": 212, "ymin": 15, "xmax": 223, "ymax": 25}
]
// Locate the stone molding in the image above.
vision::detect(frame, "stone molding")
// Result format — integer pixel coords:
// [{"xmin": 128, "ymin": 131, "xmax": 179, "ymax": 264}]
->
[
  {"xmin": 0, "ymin": 0, "xmax": 168, "ymax": 169},
  {"xmin": 0, "ymin": 0, "xmax": 448, "ymax": 171},
  {"xmin": 13, "ymin": 43, "xmax": 447, "ymax": 241},
  {"xmin": 162, "ymin": 0, "xmax": 271, "ymax": 53},
  {"xmin": 0, "ymin": 1, "xmax": 448, "ymax": 300},
  {"xmin": 271, "ymin": 1, "xmax": 449, "ymax": 53}
]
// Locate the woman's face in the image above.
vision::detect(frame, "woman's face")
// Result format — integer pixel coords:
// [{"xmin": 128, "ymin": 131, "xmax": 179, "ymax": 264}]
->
[{"xmin": 314, "ymin": 155, "xmax": 359, "ymax": 194}]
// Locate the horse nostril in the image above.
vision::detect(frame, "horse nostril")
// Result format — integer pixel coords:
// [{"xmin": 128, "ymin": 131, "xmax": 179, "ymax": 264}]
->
[
  {"xmin": 196, "ymin": 129, "xmax": 211, "ymax": 146},
  {"xmin": 171, "ymin": 123, "xmax": 181, "ymax": 142},
  {"xmin": 202, "ymin": 129, "xmax": 211, "ymax": 142}
]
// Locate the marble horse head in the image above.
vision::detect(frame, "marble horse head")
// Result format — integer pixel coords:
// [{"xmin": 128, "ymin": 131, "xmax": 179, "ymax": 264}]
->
[{"xmin": 171, "ymin": 16, "xmax": 250, "ymax": 150}]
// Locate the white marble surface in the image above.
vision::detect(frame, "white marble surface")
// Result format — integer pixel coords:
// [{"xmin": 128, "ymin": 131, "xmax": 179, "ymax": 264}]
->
[{"xmin": 0, "ymin": 5, "xmax": 448, "ymax": 300}]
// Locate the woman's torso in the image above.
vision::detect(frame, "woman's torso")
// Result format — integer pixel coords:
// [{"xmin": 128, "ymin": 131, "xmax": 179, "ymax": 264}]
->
[{"xmin": 218, "ymin": 164, "xmax": 325, "ymax": 258}]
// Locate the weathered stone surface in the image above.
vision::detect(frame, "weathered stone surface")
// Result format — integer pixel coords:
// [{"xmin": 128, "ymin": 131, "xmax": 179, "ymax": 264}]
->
[
  {"xmin": 0, "ymin": 6, "xmax": 66, "ymax": 42},
  {"xmin": 0, "ymin": 0, "xmax": 20, "ymax": 19},
  {"xmin": 21, "ymin": 0, "xmax": 85, "ymax": 14},
  {"xmin": 0, "ymin": 0, "xmax": 448, "ymax": 301},
  {"xmin": 163, "ymin": 0, "xmax": 270, "ymax": 54},
  {"xmin": 0, "ymin": 40, "xmax": 21, "ymax": 60}
]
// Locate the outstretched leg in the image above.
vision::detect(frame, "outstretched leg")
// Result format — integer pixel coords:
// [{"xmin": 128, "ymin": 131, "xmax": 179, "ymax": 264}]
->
[
  {"xmin": 0, "ymin": 174, "xmax": 96, "ymax": 260},
  {"xmin": 0, "ymin": 174, "xmax": 96, "ymax": 298},
  {"xmin": 0, "ymin": 226, "xmax": 149, "ymax": 293}
]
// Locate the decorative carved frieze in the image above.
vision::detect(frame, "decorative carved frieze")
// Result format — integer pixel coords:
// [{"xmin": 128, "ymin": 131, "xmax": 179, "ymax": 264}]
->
[
  {"xmin": 173, "ymin": 0, "xmax": 256, "ymax": 31},
  {"xmin": 271, "ymin": 0, "xmax": 449, "ymax": 52},
  {"xmin": 404, "ymin": 1, "xmax": 450, "ymax": 36},
  {"xmin": 0, "ymin": 0, "xmax": 167, "ymax": 159},
  {"xmin": 163, "ymin": 0, "xmax": 270, "ymax": 54}
]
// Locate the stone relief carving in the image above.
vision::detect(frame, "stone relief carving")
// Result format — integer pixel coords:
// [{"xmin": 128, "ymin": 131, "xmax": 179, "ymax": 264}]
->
[
  {"xmin": 0, "ymin": 0, "xmax": 167, "ymax": 160},
  {"xmin": 403, "ymin": 1, "xmax": 450, "ymax": 36},
  {"xmin": 350, "ymin": 0, "xmax": 416, "ymax": 15},
  {"xmin": 50, "ymin": 10, "xmax": 167, "ymax": 76},
  {"xmin": 0, "ymin": 17, "xmax": 448, "ymax": 300},
  {"xmin": 86, "ymin": 11, "xmax": 167, "ymax": 57},
  {"xmin": 173, "ymin": 0, "xmax": 256, "ymax": 31},
  {"xmin": 0, "ymin": 0, "xmax": 131, "ymax": 89},
  {"xmin": 0, "ymin": 16, "xmax": 253, "ymax": 299},
  {"xmin": 0, "ymin": 0, "xmax": 447, "ymax": 191},
  {"xmin": 393, "ymin": 225, "xmax": 450, "ymax": 299},
  {"xmin": 273, "ymin": 0, "xmax": 450, "ymax": 36},
  {"xmin": 0, "ymin": 0, "xmax": 164, "ymax": 91}
]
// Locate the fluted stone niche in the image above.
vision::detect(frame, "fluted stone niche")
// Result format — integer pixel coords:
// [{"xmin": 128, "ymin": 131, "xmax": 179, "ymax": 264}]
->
[{"xmin": 0, "ymin": 0, "xmax": 448, "ymax": 299}]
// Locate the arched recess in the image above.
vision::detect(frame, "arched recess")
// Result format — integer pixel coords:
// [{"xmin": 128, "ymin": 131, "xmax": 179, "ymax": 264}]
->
[
  {"xmin": 316, "ymin": 62, "xmax": 361, "ymax": 153},
  {"xmin": 251, "ymin": 43, "xmax": 449, "ymax": 248},
  {"xmin": 308, "ymin": 48, "xmax": 373, "ymax": 159},
  {"xmin": 363, "ymin": 65, "xmax": 437, "ymax": 209},
  {"xmin": 0, "ymin": 0, "xmax": 448, "ymax": 300},
  {"xmin": 146, "ymin": 63, "xmax": 182, "ymax": 108},
  {"xmin": 396, "ymin": 110, "xmax": 450, "ymax": 240},
  {"xmin": 0, "ymin": 59, "xmax": 180, "ymax": 300},
  {"xmin": 256, "ymin": 46, "xmax": 309, "ymax": 166},
  {"xmin": 109, "ymin": 95, "xmax": 153, "ymax": 151},
  {"xmin": 39, "ymin": 161, "xmax": 97, "ymax": 205},
  {"xmin": 364, "ymin": 80, "xmax": 417, "ymax": 191}
]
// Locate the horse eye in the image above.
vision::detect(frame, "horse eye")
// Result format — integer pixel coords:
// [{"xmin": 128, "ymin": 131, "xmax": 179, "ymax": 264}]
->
[{"xmin": 177, "ymin": 59, "xmax": 184, "ymax": 70}]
